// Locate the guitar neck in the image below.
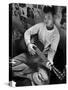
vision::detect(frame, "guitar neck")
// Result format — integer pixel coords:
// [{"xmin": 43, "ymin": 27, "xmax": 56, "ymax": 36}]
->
[
  {"xmin": 33, "ymin": 46, "xmax": 49, "ymax": 64},
  {"xmin": 33, "ymin": 46, "xmax": 65, "ymax": 80}
]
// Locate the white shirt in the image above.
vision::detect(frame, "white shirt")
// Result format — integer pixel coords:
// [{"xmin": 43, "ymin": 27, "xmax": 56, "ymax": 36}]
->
[{"xmin": 24, "ymin": 22, "xmax": 60, "ymax": 64}]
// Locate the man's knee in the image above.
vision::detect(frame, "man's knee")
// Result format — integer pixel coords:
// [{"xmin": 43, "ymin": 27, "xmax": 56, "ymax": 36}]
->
[
  {"xmin": 12, "ymin": 63, "xmax": 29, "ymax": 71},
  {"xmin": 12, "ymin": 63, "xmax": 32, "ymax": 77},
  {"xmin": 13, "ymin": 53, "xmax": 27, "ymax": 62},
  {"xmin": 11, "ymin": 53, "xmax": 27, "ymax": 67}
]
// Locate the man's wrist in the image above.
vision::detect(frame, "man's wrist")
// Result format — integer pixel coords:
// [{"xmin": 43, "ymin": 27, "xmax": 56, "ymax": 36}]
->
[
  {"xmin": 46, "ymin": 61, "xmax": 52, "ymax": 70},
  {"xmin": 27, "ymin": 43, "xmax": 31, "ymax": 47}
]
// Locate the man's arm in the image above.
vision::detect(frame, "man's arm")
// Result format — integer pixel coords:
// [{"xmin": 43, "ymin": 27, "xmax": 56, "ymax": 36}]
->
[
  {"xmin": 48, "ymin": 33, "xmax": 60, "ymax": 64},
  {"xmin": 24, "ymin": 23, "xmax": 42, "ymax": 46},
  {"xmin": 24, "ymin": 23, "xmax": 42, "ymax": 55}
]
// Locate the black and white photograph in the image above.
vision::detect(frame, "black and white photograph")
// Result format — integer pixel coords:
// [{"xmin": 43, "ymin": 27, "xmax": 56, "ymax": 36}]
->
[{"xmin": 9, "ymin": 3, "xmax": 66, "ymax": 87}]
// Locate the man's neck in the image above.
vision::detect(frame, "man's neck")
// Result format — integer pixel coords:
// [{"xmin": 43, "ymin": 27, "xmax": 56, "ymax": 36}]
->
[{"xmin": 46, "ymin": 25, "xmax": 54, "ymax": 30}]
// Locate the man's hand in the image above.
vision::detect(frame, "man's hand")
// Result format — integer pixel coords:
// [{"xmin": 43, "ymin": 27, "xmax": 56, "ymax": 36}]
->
[
  {"xmin": 43, "ymin": 45, "xmax": 51, "ymax": 55},
  {"xmin": 46, "ymin": 61, "xmax": 52, "ymax": 70},
  {"xmin": 28, "ymin": 43, "xmax": 36, "ymax": 55},
  {"xmin": 43, "ymin": 49, "xmax": 48, "ymax": 55},
  {"xmin": 32, "ymin": 68, "xmax": 49, "ymax": 85}
]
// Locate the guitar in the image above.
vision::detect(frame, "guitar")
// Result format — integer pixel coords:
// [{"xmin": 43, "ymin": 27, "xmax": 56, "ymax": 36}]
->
[{"xmin": 32, "ymin": 45, "xmax": 66, "ymax": 81}]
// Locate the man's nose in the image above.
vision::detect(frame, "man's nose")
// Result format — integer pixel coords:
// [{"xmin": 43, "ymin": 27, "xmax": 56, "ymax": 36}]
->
[
  {"xmin": 44, "ymin": 19, "xmax": 48, "ymax": 24},
  {"xmin": 45, "ymin": 20, "xmax": 48, "ymax": 24}
]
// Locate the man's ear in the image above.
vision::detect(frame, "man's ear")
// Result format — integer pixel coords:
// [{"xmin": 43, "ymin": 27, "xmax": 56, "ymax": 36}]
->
[
  {"xmin": 53, "ymin": 15, "xmax": 57, "ymax": 24},
  {"xmin": 53, "ymin": 15, "xmax": 61, "ymax": 27}
]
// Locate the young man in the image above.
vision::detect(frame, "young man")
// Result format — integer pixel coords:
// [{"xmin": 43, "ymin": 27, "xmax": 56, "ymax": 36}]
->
[
  {"xmin": 11, "ymin": 6, "xmax": 60, "ymax": 85},
  {"xmin": 24, "ymin": 6, "xmax": 60, "ymax": 84},
  {"xmin": 24, "ymin": 6, "xmax": 60, "ymax": 69}
]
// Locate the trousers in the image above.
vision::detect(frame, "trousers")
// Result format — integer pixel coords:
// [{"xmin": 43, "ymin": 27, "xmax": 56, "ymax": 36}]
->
[{"xmin": 10, "ymin": 53, "xmax": 50, "ymax": 85}]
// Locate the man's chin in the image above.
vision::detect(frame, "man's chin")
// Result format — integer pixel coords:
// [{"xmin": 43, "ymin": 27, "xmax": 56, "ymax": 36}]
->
[{"xmin": 46, "ymin": 25, "xmax": 54, "ymax": 30}]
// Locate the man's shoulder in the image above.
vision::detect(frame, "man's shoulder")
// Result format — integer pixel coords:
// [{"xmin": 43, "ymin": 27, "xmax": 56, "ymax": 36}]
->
[
  {"xmin": 51, "ymin": 25, "xmax": 60, "ymax": 40},
  {"xmin": 54, "ymin": 25, "xmax": 60, "ymax": 34},
  {"xmin": 35, "ymin": 22, "xmax": 44, "ymax": 27}
]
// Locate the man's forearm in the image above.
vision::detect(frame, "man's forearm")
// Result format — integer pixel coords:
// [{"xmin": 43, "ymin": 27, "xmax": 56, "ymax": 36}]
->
[
  {"xmin": 24, "ymin": 30, "xmax": 31, "ymax": 46},
  {"xmin": 48, "ymin": 49, "xmax": 55, "ymax": 64}
]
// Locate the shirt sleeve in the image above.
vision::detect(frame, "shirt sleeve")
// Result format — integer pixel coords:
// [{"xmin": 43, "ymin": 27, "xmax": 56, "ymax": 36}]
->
[
  {"xmin": 24, "ymin": 23, "xmax": 42, "ymax": 46},
  {"xmin": 48, "ymin": 33, "xmax": 60, "ymax": 64}
]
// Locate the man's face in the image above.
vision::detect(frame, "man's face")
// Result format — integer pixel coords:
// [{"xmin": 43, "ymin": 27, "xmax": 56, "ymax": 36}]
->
[{"xmin": 44, "ymin": 13, "xmax": 54, "ymax": 28}]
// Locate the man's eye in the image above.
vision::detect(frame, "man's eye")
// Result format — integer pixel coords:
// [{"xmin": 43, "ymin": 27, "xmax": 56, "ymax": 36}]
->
[
  {"xmin": 44, "ymin": 18, "xmax": 46, "ymax": 20},
  {"xmin": 48, "ymin": 16, "xmax": 51, "ymax": 19}
]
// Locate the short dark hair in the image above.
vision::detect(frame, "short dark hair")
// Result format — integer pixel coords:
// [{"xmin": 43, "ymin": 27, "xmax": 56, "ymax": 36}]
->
[{"xmin": 43, "ymin": 6, "xmax": 55, "ymax": 15}]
